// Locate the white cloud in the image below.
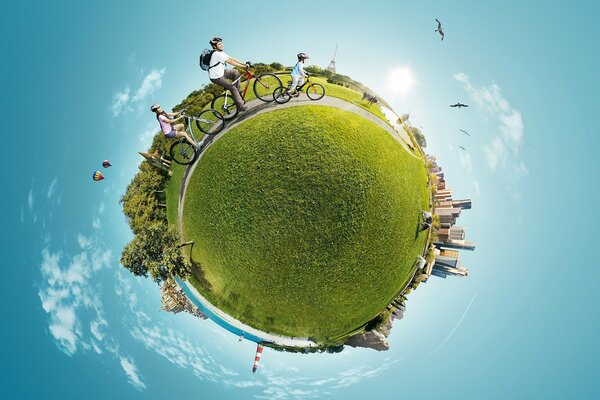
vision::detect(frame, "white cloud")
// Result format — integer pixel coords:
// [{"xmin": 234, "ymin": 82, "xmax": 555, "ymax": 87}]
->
[
  {"xmin": 111, "ymin": 69, "xmax": 166, "ymax": 118},
  {"xmin": 111, "ymin": 88, "xmax": 131, "ymax": 117},
  {"xmin": 455, "ymin": 73, "xmax": 526, "ymax": 185},
  {"xmin": 28, "ymin": 189, "xmax": 34, "ymax": 211},
  {"xmin": 39, "ymin": 239, "xmax": 111, "ymax": 355},
  {"xmin": 130, "ymin": 323, "xmax": 218, "ymax": 381},
  {"xmin": 132, "ymin": 69, "xmax": 165, "ymax": 102},
  {"xmin": 98, "ymin": 203, "xmax": 105, "ymax": 215},
  {"xmin": 90, "ymin": 317, "xmax": 107, "ymax": 342},
  {"xmin": 120, "ymin": 356, "xmax": 146, "ymax": 390},
  {"xmin": 92, "ymin": 217, "xmax": 102, "ymax": 231},
  {"xmin": 77, "ymin": 234, "xmax": 91, "ymax": 249},
  {"xmin": 47, "ymin": 177, "xmax": 58, "ymax": 199}
]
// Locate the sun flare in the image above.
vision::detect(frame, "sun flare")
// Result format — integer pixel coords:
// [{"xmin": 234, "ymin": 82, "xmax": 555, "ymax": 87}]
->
[{"xmin": 388, "ymin": 66, "xmax": 416, "ymax": 95}]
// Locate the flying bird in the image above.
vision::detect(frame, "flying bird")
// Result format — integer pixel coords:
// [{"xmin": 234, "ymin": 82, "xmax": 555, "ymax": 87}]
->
[
  {"xmin": 450, "ymin": 103, "xmax": 469, "ymax": 108},
  {"xmin": 459, "ymin": 129, "xmax": 470, "ymax": 136},
  {"xmin": 459, "ymin": 146, "xmax": 466, "ymax": 151},
  {"xmin": 435, "ymin": 19, "xmax": 444, "ymax": 41}
]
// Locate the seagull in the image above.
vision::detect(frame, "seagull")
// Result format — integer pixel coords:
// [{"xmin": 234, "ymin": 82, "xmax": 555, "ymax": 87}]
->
[
  {"xmin": 459, "ymin": 146, "xmax": 466, "ymax": 151},
  {"xmin": 450, "ymin": 103, "xmax": 469, "ymax": 108},
  {"xmin": 459, "ymin": 129, "xmax": 470, "ymax": 136},
  {"xmin": 435, "ymin": 19, "xmax": 444, "ymax": 41}
]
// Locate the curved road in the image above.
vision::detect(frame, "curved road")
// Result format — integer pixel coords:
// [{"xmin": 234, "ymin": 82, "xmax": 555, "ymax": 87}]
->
[{"xmin": 176, "ymin": 94, "xmax": 420, "ymax": 347}]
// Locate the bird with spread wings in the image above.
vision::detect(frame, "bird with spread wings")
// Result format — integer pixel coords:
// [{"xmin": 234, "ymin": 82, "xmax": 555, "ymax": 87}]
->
[{"xmin": 435, "ymin": 19, "xmax": 444, "ymax": 41}]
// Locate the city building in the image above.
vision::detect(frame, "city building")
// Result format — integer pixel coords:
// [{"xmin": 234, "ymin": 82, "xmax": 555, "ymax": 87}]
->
[
  {"xmin": 160, "ymin": 279, "xmax": 207, "ymax": 319},
  {"xmin": 423, "ymin": 155, "xmax": 476, "ymax": 280}
]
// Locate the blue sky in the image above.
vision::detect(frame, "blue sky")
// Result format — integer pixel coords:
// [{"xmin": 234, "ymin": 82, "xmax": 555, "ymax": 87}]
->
[{"xmin": 2, "ymin": 0, "xmax": 599, "ymax": 398}]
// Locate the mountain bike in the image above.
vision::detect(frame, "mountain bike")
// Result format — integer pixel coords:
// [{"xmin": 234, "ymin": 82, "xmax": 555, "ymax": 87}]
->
[
  {"xmin": 272, "ymin": 74, "xmax": 325, "ymax": 104},
  {"xmin": 169, "ymin": 109, "xmax": 224, "ymax": 165},
  {"xmin": 211, "ymin": 64, "xmax": 282, "ymax": 120}
]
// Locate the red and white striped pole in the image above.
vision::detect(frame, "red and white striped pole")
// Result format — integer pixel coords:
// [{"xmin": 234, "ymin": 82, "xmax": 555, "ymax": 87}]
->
[{"xmin": 252, "ymin": 344, "xmax": 264, "ymax": 373}]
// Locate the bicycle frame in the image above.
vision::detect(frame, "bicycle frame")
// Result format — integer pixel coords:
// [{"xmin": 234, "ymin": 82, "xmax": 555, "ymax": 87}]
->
[
  {"xmin": 287, "ymin": 76, "xmax": 312, "ymax": 92},
  {"xmin": 221, "ymin": 67, "xmax": 270, "ymax": 103}
]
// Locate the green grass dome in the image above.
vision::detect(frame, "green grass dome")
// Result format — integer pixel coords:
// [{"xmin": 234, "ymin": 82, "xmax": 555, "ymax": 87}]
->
[{"xmin": 183, "ymin": 106, "xmax": 429, "ymax": 341}]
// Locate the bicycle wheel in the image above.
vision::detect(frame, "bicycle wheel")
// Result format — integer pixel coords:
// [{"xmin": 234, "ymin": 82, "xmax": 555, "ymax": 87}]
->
[
  {"xmin": 170, "ymin": 140, "xmax": 197, "ymax": 165},
  {"xmin": 306, "ymin": 83, "xmax": 325, "ymax": 100},
  {"xmin": 211, "ymin": 93, "xmax": 238, "ymax": 120},
  {"xmin": 253, "ymin": 73, "xmax": 282, "ymax": 102},
  {"xmin": 273, "ymin": 86, "xmax": 291, "ymax": 104},
  {"xmin": 195, "ymin": 109, "xmax": 225, "ymax": 135}
]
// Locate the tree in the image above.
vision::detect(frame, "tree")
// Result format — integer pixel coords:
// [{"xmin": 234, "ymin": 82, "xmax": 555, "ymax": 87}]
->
[
  {"xmin": 120, "ymin": 162, "xmax": 168, "ymax": 234},
  {"xmin": 409, "ymin": 126, "xmax": 427, "ymax": 148},
  {"xmin": 120, "ymin": 222, "xmax": 192, "ymax": 284},
  {"xmin": 269, "ymin": 62, "xmax": 284, "ymax": 71}
]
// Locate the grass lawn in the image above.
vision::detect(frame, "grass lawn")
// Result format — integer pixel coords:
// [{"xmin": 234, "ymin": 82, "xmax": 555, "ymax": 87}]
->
[{"xmin": 181, "ymin": 106, "xmax": 429, "ymax": 341}]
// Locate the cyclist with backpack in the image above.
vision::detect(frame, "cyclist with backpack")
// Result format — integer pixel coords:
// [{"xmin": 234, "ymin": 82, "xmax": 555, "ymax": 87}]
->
[
  {"xmin": 150, "ymin": 104, "xmax": 199, "ymax": 148},
  {"xmin": 203, "ymin": 37, "xmax": 250, "ymax": 112},
  {"xmin": 287, "ymin": 53, "xmax": 310, "ymax": 96}
]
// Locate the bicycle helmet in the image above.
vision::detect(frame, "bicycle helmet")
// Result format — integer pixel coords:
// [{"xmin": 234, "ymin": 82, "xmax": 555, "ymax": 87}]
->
[
  {"xmin": 297, "ymin": 52, "xmax": 309, "ymax": 61},
  {"xmin": 209, "ymin": 37, "xmax": 223, "ymax": 48},
  {"xmin": 150, "ymin": 103, "xmax": 161, "ymax": 111}
]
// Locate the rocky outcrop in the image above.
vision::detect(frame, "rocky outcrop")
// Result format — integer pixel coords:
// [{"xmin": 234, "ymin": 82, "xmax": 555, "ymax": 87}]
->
[{"xmin": 345, "ymin": 316, "xmax": 393, "ymax": 351}]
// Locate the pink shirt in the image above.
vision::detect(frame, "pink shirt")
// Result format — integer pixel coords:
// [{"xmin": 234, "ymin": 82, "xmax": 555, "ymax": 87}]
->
[{"xmin": 158, "ymin": 115, "xmax": 172, "ymax": 134}]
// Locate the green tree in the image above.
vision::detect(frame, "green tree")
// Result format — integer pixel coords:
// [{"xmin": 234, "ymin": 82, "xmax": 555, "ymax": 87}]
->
[
  {"xmin": 269, "ymin": 62, "xmax": 284, "ymax": 71},
  {"xmin": 120, "ymin": 162, "xmax": 168, "ymax": 234},
  {"xmin": 409, "ymin": 126, "xmax": 427, "ymax": 148},
  {"xmin": 120, "ymin": 222, "xmax": 192, "ymax": 284}
]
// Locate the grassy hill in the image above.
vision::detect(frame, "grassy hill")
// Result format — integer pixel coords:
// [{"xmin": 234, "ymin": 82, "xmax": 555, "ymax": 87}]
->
[{"xmin": 181, "ymin": 106, "xmax": 429, "ymax": 341}]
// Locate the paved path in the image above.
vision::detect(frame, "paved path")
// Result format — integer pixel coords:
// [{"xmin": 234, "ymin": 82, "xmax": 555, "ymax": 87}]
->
[
  {"xmin": 178, "ymin": 279, "xmax": 318, "ymax": 347},
  {"xmin": 176, "ymin": 95, "xmax": 421, "ymax": 347}
]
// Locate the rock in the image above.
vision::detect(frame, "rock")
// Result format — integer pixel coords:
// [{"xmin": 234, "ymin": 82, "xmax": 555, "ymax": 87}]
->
[
  {"xmin": 345, "ymin": 330, "xmax": 389, "ymax": 351},
  {"xmin": 345, "ymin": 315, "xmax": 394, "ymax": 351}
]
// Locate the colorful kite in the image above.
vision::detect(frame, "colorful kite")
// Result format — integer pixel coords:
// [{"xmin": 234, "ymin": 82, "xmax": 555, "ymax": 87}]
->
[
  {"xmin": 92, "ymin": 171, "xmax": 104, "ymax": 181},
  {"xmin": 102, "ymin": 160, "xmax": 112, "ymax": 168}
]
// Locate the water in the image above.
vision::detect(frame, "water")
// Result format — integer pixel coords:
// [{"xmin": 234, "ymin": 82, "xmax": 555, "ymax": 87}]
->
[{"xmin": 175, "ymin": 277, "xmax": 272, "ymax": 344}]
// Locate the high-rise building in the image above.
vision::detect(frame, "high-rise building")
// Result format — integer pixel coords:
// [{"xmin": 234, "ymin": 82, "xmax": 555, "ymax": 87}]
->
[
  {"xmin": 452, "ymin": 199, "xmax": 472, "ymax": 210},
  {"xmin": 431, "ymin": 250, "xmax": 468, "ymax": 279}
]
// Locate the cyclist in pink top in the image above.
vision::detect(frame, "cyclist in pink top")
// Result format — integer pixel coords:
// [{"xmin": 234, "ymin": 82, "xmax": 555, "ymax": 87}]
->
[{"xmin": 150, "ymin": 104, "xmax": 197, "ymax": 147}]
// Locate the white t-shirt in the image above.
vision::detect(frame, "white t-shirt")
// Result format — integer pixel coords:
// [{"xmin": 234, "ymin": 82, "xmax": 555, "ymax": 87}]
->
[{"xmin": 208, "ymin": 51, "xmax": 229, "ymax": 79}]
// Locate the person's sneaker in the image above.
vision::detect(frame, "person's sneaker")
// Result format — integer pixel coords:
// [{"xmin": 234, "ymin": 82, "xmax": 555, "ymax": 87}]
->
[
  {"xmin": 196, "ymin": 141, "xmax": 206, "ymax": 151},
  {"xmin": 293, "ymin": 92, "xmax": 300, "ymax": 98},
  {"xmin": 238, "ymin": 105, "xmax": 248, "ymax": 112}
]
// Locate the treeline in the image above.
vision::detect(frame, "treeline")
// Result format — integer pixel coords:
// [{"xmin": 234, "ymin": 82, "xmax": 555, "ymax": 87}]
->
[{"xmin": 120, "ymin": 133, "xmax": 192, "ymax": 284}]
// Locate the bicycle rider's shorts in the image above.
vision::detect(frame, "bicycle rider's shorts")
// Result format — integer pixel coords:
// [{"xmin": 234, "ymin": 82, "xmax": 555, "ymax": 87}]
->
[{"xmin": 164, "ymin": 129, "xmax": 177, "ymax": 138}]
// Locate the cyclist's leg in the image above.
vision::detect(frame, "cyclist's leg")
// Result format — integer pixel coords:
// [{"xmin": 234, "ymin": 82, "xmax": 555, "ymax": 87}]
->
[
  {"xmin": 173, "ymin": 123, "xmax": 185, "ymax": 131},
  {"xmin": 222, "ymin": 70, "xmax": 245, "ymax": 108},
  {"xmin": 288, "ymin": 75, "xmax": 299, "ymax": 94},
  {"xmin": 174, "ymin": 129, "xmax": 196, "ymax": 147}
]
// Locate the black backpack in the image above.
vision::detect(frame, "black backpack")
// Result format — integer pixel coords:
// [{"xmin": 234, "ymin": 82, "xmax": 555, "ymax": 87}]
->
[{"xmin": 199, "ymin": 49, "xmax": 219, "ymax": 71}]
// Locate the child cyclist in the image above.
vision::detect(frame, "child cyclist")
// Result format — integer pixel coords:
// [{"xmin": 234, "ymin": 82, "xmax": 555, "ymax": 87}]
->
[
  {"xmin": 150, "ymin": 104, "xmax": 202, "ymax": 149},
  {"xmin": 287, "ymin": 53, "xmax": 310, "ymax": 96}
]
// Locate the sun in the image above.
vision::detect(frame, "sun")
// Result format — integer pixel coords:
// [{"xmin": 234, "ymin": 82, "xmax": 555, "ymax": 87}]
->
[{"xmin": 388, "ymin": 66, "xmax": 416, "ymax": 95}]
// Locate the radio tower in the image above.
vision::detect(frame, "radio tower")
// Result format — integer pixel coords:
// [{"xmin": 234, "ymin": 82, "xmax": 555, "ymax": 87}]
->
[{"xmin": 327, "ymin": 44, "xmax": 338, "ymax": 74}]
